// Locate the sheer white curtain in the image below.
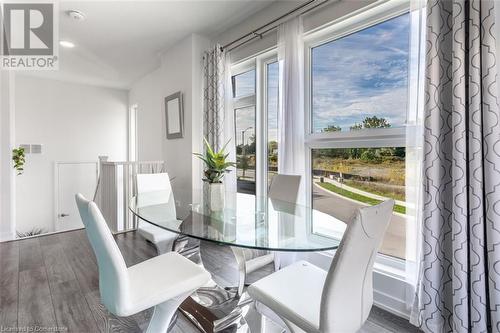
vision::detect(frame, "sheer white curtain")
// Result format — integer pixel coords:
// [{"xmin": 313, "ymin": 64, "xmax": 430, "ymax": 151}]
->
[
  {"xmin": 405, "ymin": 0, "xmax": 425, "ymax": 315},
  {"xmin": 274, "ymin": 17, "xmax": 306, "ymax": 268},
  {"xmin": 277, "ymin": 17, "xmax": 306, "ymax": 206},
  {"xmin": 224, "ymin": 54, "xmax": 237, "ymax": 194}
]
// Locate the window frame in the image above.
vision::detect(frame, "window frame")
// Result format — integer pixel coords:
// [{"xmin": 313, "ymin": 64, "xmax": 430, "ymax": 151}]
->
[
  {"xmin": 232, "ymin": 60, "xmax": 256, "ymax": 110},
  {"xmin": 303, "ymin": 3, "xmax": 410, "ymax": 268},
  {"xmin": 257, "ymin": 52, "xmax": 278, "ymax": 198},
  {"xmin": 231, "ymin": 50, "xmax": 278, "ymax": 199},
  {"xmin": 232, "ymin": 59, "xmax": 257, "ymax": 193}
]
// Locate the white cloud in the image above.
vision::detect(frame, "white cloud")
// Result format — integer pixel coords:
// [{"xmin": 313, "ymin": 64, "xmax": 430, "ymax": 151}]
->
[
  {"xmin": 311, "ymin": 12, "xmax": 410, "ymax": 132},
  {"xmin": 313, "ymin": 86, "xmax": 408, "ymax": 131}
]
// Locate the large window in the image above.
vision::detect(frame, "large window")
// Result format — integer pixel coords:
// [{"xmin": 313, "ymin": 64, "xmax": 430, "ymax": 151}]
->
[
  {"xmin": 311, "ymin": 14, "xmax": 409, "ymax": 133},
  {"xmin": 233, "ymin": 69, "xmax": 257, "ymax": 194},
  {"xmin": 229, "ymin": 9, "xmax": 411, "ymax": 263},
  {"xmin": 312, "ymin": 147, "xmax": 406, "ymax": 258},
  {"xmin": 267, "ymin": 61, "xmax": 279, "ymax": 188},
  {"xmin": 307, "ymin": 12, "xmax": 410, "ymax": 260}
]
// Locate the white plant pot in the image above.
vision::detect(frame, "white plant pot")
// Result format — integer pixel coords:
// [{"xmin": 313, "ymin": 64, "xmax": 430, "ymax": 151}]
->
[{"xmin": 209, "ymin": 183, "xmax": 225, "ymax": 211}]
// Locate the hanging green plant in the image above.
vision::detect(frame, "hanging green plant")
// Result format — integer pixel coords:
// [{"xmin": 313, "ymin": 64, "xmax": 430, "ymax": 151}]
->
[{"xmin": 12, "ymin": 147, "xmax": 26, "ymax": 175}]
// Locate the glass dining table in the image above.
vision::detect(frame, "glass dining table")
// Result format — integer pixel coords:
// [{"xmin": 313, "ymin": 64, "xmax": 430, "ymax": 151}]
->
[{"xmin": 129, "ymin": 187, "xmax": 346, "ymax": 333}]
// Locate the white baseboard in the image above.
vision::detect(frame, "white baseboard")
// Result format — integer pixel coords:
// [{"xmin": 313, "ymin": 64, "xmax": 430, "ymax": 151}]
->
[
  {"xmin": 0, "ymin": 228, "xmax": 85, "ymax": 243},
  {"xmin": 374, "ymin": 286, "xmax": 410, "ymax": 319},
  {"xmin": 0, "ymin": 231, "xmax": 15, "ymax": 242}
]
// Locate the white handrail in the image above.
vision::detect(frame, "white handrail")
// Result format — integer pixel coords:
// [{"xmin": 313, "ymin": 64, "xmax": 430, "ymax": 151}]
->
[{"xmin": 101, "ymin": 160, "xmax": 165, "ymax": 166}]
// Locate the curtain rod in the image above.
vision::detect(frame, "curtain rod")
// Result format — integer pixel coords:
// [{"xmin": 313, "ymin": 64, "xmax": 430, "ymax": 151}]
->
[{"xmin": 221, "ymin": 0, "xmax": 330, "ymax": 52}]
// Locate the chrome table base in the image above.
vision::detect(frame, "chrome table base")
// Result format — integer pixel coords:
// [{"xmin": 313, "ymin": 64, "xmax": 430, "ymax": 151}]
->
[
  {"xmin": 176, "ymin": 243, "xmax": 255, "ymax": 332},
  {"xmin": 179, "ymin": 288, "xmax": 286, "ymax": 333}
]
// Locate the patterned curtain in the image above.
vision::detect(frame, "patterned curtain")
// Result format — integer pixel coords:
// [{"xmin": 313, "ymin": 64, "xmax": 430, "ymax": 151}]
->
[
  {"xmin": 202, "ymin": 45, "xmax": 237, "ymax": 194},
  {"xmin": 203, "ymin": 44, "xmax": 226, "ymax": 150},
  {"xmin": 412, "ymin": 1, "xmax": 500, "ymax": 332}
]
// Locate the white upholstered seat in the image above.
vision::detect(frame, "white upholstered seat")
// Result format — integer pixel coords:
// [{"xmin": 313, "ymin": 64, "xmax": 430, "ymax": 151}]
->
[
  {"xmin": 127, "ymin": 254, "xmax": 209, "ymax": 314},
  {"xmin": 75, "ymin": 194, "xmax": 211, "ymax": 332},
  {"xmin": 137, "ymin": 222, "xmax": 177, "ymax": 247},
  {"xmin": 248, "ymin": 200, "xmax": 395, "ymax": 333},
  {"xmin": 136, "ymin": 173, "xmax": 180, "ymax": 254},
  {"xmin": 249, "ymin": 260, "xmax": 325, "ymax": 332}
]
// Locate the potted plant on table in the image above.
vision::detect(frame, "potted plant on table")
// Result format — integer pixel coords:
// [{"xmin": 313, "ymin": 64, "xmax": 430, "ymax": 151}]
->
[{"xmin": 194, "ymin": 138, "xmax": 236, "ymax": 211}]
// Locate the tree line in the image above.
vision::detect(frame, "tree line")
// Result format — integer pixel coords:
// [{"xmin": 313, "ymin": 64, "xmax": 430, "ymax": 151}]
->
[
  {"xmin": 235, "ymin": 116, "xmax": 404, "ymax": 162},
  {"xmin": 319, "ymin": 116, "xmax": 404, "ymax": 162}
]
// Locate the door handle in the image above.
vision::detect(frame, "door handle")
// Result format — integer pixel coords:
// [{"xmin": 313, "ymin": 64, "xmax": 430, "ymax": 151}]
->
[{"xmin": 59, "ymin": 213, "xmax": 70, "ymax": 218}]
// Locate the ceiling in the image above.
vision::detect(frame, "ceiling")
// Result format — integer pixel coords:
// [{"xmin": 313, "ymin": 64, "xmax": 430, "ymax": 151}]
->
[{"xmin": 24, "ymin": 1, "xmax": 278, "ymax": 89}]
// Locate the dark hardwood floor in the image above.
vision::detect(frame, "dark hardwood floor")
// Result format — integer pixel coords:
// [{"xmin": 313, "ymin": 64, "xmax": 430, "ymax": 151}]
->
[{"xmin": 0, "ymin": 230, "xmax": 422, "ymax": 333}]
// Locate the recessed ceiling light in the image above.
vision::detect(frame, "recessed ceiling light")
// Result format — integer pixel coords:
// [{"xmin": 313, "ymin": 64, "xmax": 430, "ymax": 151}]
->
[
  {"xmin": 59, "ymin": 40, "xmax": 75, "ymax": 48},
  {"xmin": 66, "ymin": 10, "xmax": 86, "ymax": 21}
]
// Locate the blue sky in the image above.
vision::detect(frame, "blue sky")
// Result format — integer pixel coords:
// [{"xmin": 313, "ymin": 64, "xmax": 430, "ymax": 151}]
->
[
  {"xmin": 233, "ymin": 12, "xmax": 410, "ymax": 138},
  {"xmin": 312, "ymin": 13, "xmax": 410, "ymax": 132}
]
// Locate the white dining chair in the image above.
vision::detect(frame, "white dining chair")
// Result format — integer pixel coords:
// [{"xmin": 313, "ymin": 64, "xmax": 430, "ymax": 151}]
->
[
  {"xmin": 268, "ymin": 174, "xmax": 301, "ymax": 204},
  {"xmin": 247, "ymin": 200, "xmax": 395, "ymax": 333},
  {"xmin": 232, "ymin": 174, "xmax": 302, "ymax": 295},
  {"xmin": 136, "ymin": 173, "xmax": 182, "ymax": 254},
  {"xmin": 75, "ymin": 194, "xmax": 211, "ymax": 333}
]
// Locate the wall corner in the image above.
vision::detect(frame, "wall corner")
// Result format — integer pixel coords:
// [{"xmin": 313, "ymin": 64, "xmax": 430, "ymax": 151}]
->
[{"xmin": 0, "ymin": 71, "xmax": 16, "ymax": 241}]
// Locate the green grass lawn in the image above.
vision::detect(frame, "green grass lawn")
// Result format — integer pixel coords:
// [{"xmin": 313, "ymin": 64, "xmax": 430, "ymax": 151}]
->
[
  {"xmin": 344, "ymin": 180, "xmax": 405, "ymax": 202},
  {"xmin": 317, "ymin": 182, "xmax": 406, "ymax": 214}
]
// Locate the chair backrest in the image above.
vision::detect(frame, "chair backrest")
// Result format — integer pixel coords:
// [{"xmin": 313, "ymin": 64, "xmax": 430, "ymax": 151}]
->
[
  {"xmin": 268, "ymin": 174, "xmax": 301, "ymax": 203},
  {"xmin": 319, "ymin": 200, "xmax": 394, "ymax": 333},
  {"xmin": 75, "ymin": 194, "xmax": 129, "ymax": 316},
  {"xmin": 136, "ymin": 172, "xmax": 172, "ymax": 193},
  {"xmin": 136, "ymin": 172, "xmax": 176, "ymax": 213}
]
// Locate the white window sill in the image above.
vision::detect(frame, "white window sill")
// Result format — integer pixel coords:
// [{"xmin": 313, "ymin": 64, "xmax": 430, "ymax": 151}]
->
[{"xmin": 314, "ymin": 250, "xmax": 405, "ymax": 277}]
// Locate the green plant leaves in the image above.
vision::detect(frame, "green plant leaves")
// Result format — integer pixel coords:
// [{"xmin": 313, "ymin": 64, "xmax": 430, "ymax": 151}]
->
[
  {"xmin": 12, "ymin": 147, "xmax": 26, "ymax": 176},
  {"xmin": 194, "ymin": 139, "xmax": 236, "ymax": 183}
]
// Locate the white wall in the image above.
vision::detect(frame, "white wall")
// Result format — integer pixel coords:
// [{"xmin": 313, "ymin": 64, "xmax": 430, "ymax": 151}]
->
[
  {"xmin": 159, "ymin": 36, "xmax": 194, "ymax": 200},
  {"xmin": 0, "ymin": 71, "xmax": 16, "ymax": 241},
  {"xmin": 15, "ymin": 75, "xmax": 128, "ymax": 234},
  {"xmin": 191, "ymin": 34, "xmax": 211, "ymax": 197},
  {"xmin": 128, "ymin": 69, "xmax": 163, "ymax": 161},
  {"xmin": 129, "ymin": 33, "xmax": 209, "ymax": 201}
]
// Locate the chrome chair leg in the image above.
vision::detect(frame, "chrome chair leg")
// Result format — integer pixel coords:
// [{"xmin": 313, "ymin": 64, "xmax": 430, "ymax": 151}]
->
[{"xmin": 146, "ymin": 291, "xmax": 192, "ymax": 333}]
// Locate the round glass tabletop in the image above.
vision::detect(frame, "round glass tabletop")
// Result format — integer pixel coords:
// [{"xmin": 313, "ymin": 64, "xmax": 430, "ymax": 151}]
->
[{"xmin": 129, "ymin": 188, "xmax": 345, "ymax": 252}]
